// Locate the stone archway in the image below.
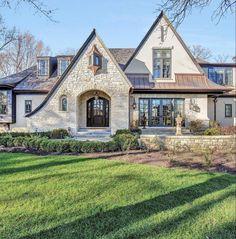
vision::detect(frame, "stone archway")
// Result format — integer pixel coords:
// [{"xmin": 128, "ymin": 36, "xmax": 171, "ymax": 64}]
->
[
  {"xmin": 87, "ymin": 97, "xmax": 109, "ymax": 127},
  {"xmin": 77, "ymin": 90, "xmax": 111, "ymax": 129}
]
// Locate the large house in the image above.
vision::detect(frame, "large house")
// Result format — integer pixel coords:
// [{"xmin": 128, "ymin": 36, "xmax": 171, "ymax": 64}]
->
[{"xmin": 0, "ymin": 12, "xmax": 235, "ymax": 135}]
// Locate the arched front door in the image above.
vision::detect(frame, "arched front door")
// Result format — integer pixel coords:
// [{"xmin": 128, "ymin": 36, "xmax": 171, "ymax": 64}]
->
[{"xmin": 87, "ymin": 97, "xmax": 109, "ymax": 127}]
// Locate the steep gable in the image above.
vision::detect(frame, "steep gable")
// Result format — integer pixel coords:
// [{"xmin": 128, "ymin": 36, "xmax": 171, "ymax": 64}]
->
[
  {"xmin": 27, "ymin": 29, "xmax": 132, "ymax": 117},
  {"xmin": 125, "ymin": 12, "xmax": 203, "ymax": 79}
]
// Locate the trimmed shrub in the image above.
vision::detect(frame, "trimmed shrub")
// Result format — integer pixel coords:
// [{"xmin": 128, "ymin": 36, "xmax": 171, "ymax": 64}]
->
[
  {"xmin": 204, "ymin": 127, "xmax": 221, "ymax": 136},
  {"xmin": 50, "ymin": 129, "xmax": 69, "ymax": 139},
  {"xmin": 114, "ymin": 129, "xmax": 132, "ymax": 136},
  {"xmin": 113, "ymin": 133, "xmax": 139, "ymax": 151},
  {"xmin": 189, "ymin": 120, "xmax": 205, "ymax": 134}
]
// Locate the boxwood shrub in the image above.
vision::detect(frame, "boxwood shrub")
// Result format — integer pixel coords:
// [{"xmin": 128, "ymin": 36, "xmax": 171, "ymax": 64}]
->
[{"xmin": 0, "ymin": 132, "xmax": 139, "ymax": 154}]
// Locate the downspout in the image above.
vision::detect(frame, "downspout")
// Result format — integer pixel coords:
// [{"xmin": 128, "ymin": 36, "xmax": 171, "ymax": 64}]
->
[{"xmin": 213, "ymin": 96, "xmax": 218, "ymax": 122}]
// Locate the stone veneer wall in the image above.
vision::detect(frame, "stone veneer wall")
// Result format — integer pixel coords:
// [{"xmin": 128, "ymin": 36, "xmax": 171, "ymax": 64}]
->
[
  {"xmin": 27, "ymin": 35, "xmax": 131, "ymax": 135},
  {"xmin": 140, "ymin": 135, "xmax": 235, "ymax": 152}
]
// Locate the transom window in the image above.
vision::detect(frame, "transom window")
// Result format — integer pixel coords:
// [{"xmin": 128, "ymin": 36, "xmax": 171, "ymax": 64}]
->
[
  {"xmin": 225, "ymin": 104, "xmax": 232, "ymax": 118},
  {"xmin": 0, "ymin": 91, "xmax": 7, "ymax": 115},
  {"xmin": 38, "ymin": 59, "xmax": 49, "ymax": 76},
  {"xmin": 25, "ymin": 100, "xmax": 32, "ymax": 114},
  {"xmin": 60, "ymin": 96, "xmax": 68, "ymax": 112},
  {"xmin": 153, "ymin": 49, "xmax": 171, "ymax": 79},
  {"xmin": 58, "ymin": 59, "xmax": 70, "ymax": 75}
]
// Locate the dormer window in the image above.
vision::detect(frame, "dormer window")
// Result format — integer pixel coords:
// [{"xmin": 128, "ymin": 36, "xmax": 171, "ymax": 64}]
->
[
  {"xmin": 88, "ymin": 45, "xmax": 102, "ymax": 74},
  {"xmin": 153, "ymin": 49, "xmax": 171, "ymax": 79},
  {"xmin": 58, "ymin": 58, "xmax": 70, "ymax": 75},
  {"xmin": 38, "ymin": 59, "xmax": 49, "ymax": 76}
]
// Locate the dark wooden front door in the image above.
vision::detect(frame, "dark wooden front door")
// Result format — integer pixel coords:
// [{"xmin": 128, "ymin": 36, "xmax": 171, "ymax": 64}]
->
[{"xmin": 87, "ymin": 97, "xmax": 109, "ymax": 127}]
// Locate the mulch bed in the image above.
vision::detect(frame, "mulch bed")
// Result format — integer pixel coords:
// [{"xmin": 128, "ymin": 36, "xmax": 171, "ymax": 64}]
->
[{"xmin": 0, "ymin": 146, "xmax": 235, "ymax": 174}]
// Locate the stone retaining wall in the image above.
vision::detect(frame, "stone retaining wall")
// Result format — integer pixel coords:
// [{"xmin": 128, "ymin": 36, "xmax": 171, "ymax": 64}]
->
[{"xmin": 140, "ymin": 135, "xmax": 235, "ymax": 152}]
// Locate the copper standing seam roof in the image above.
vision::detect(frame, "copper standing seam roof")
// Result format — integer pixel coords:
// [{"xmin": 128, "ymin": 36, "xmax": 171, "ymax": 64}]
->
[{"xmin": 128, "ymin": 73, "xmax": 231, "ymax": 92}]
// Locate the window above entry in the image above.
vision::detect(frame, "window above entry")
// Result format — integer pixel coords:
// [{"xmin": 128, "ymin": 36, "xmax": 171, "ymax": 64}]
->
[
  {"xmin": 153, "ymin": 49, "xmax": 171, "ymax": 80},
  {"xmin": 88, "ymin": 45, "xmax": 103, "ymax": 75}
]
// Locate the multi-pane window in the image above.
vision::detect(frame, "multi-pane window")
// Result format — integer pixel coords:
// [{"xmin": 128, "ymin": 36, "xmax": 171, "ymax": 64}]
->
[
  {"xmin": 25, "ymin": 100, "xmax": 32, "ymax": 114},
  {"xmin": 38, "ymin": 59, "xmax": 49, "ymax": 76},
  {"xmin": 153, "ymin": 49, "xmax": 171, "ymax": 79},
  {"xmin": 139, "ymin": 98, "xmax": 185, "ymax": 127},
  {"xmin": 208, "ymin": 67, "xmax": 233, "ymax": 86},
  {"xmin": 60, "ymin": 96, "xmax": 68, "ymax": 112},
  {"xmin": 225, "ymin": 104, "xmax": 232, "ymax": 118},
  {"xmin": 139, "ymin": 99, "xmax": 149, "ymax": 126},
  {"xmin": 59, "ymin": 59, "xmax": 70, "ymax": 75},
  {"xmin": 0, "ymin": 91, "xmax": 7, "ymax": 115}
]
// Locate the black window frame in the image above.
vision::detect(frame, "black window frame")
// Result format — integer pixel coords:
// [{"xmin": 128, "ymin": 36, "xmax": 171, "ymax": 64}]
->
[
  {"xmin": 25, "ymin": 100, "xmax": 32, "ymax": 114},
  {"xmin": 225, "ymin": 104, "xmax": 232, "ymax": 118},
  {"xmin": 153, "ymin": 48, "xmax": 172, "ymax": 79}
]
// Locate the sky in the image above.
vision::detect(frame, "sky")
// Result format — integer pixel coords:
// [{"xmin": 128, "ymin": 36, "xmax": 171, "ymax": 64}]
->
[{"xmin": 1, "ymin": 0, "xmax": 235, "ymax": 61}]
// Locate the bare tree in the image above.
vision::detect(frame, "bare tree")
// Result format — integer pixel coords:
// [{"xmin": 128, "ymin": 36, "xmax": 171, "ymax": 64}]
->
[
  {"xmin": 0, "ymin": 32, "xmax": 50, "ymax": 76},
  {"xmin": 189, "ymin": 45, "xmax": 212, "ymax": 60},
  {"xmin": 0, "ymin": 15, "xmax": 17, "ymax": 51},
  {"xmin": 0, "ymin": 0, "xmax": 56, "ymax": 22},
  {"xmin": 214, "ymin": 54, "xmax": 230, "ymax": 63},
  {"xmin": 157, "ymin": 0, "xmax": 236, "ymax": 26}
]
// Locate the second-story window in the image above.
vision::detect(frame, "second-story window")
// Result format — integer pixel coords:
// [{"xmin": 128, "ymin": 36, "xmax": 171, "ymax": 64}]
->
[
  {"xmin": 208, "ymin": 67, "xmax": 233, "ymax": 86},
  {"xmin": 153, "ymin": 49, "xmax": 171, "ymax": 79},
  {"xmin": 59, "ymin": 59, "xmax": 70, "ymax": 75},
  {"xmin": 38, "ymin": 59, "xmax": 49, "ymax": 76},
  {"xmin": 25, "ymin": 100, "xmax": 32, "ymax": 114}
]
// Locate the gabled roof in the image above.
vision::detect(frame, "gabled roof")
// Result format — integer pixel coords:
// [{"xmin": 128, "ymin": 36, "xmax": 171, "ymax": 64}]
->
[
  {"xmin": 128, "ymin": 73, "xmax": 231, "ymax": 93},
  {"xmin": 124, "ymin": 11, "xmax": 203, "ymax": 73},
  {"xmin": 26, "ymin": 29, "xmax": 132, "ymax": 117}
]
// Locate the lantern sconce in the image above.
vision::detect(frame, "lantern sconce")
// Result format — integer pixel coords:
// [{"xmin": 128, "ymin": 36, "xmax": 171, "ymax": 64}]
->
[{"xmin": 132, "ymin": 99, "xmax": 137, "ymax": 110}]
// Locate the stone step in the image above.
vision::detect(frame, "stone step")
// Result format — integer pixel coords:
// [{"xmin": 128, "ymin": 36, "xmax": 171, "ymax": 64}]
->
[{"xmin": 77, "ymin": 128, "xmax": 111, "ymax": 137}]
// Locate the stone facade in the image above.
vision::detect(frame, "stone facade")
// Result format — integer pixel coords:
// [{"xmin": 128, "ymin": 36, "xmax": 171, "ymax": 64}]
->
[
  {"xmin": 27, "ymin": 35, "xmax": 131, "ymax": 135},
  {"xmin": 140, "ymin": 135, "xmax": 236, "ymax": 152}
]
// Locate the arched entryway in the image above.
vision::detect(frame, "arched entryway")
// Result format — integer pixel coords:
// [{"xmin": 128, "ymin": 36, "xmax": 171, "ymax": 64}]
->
[{"xmin": 87, "ymin": 97, "xmax": 109, "ymax": 127}]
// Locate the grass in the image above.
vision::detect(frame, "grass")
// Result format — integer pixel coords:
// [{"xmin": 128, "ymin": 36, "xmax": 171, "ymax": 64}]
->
[{"xmin": 0, "ymin": 153, "xmax": 235, "ymax": 239}]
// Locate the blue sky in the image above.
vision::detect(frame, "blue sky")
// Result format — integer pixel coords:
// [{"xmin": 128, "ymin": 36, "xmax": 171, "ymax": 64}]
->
[{"xmin": 2, "ymin": 0, "xmax": 235, "ymax": 60}]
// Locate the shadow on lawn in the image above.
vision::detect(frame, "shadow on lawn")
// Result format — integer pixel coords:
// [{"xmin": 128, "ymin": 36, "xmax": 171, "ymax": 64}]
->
[
  {"xmin": 21, "ymin": 174, "xmax": 235, "ymax": 239},
  {"xmin": 0, "ymin": 157, "xmax": 97, "ymax": 176}
]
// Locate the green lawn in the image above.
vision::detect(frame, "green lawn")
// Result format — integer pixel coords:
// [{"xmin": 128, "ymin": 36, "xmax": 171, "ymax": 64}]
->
[{"xmin": 0, "ymin": 153, "xmax": 235, "ymax": 239}]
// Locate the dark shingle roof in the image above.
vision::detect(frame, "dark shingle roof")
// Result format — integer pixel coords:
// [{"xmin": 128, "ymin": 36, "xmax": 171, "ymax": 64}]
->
[
  {"xmin": 0, "ymin": 67, "xmax": 35, "ymax": 87},
  {"xmin": 109, "ymin": 48, "xmax": 135, "ymax": 69}
]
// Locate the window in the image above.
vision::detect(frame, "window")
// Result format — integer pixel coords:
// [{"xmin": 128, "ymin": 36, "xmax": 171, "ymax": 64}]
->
[
  {"xmin": 225, "ymin": 104, "xmax": 232, "ymax": 118},
  {"xmin": 25, "ymin": 100, "xmax": 32, "ymax": 114},
  {"xmin": 38, "ymin": 59, "xmax": 49, "ymax": 76},
  {"xmin": 208, "ymin": 67, "xmax": 233, "ymax": 86},
  {"xmin": 59, "ymin": 59, "xmax": 70, "ymax": 75},
  {"xmin": 60, "ymin": 96, "xmax": 68, "ymax": 112},
  {"xmin": 0, "ymin": 91, "xmax": 7, "ymax": 115},
  {"xmin": 153, "ymin": 49, "xmax": 171, "ymax": 79},
  {"xmin": 89, "ymin": 54, "xmax": 102, "ymax": 67}
]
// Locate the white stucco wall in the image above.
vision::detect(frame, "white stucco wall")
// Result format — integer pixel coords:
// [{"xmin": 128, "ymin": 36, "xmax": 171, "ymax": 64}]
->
[
  {"xmin": 131, "ymin": 93, "xmax": 209, "ymax": 127},
  {"xmin": 208, "ymin": 97, "xmax": 236, "ymax": 126},
  {"xmin": 125, "ymin": 17, "xmax": 201, "ymax": 79},
  {"xmin": 12, "ymin": 94, "xmax": 46, "ymax": 128}
]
